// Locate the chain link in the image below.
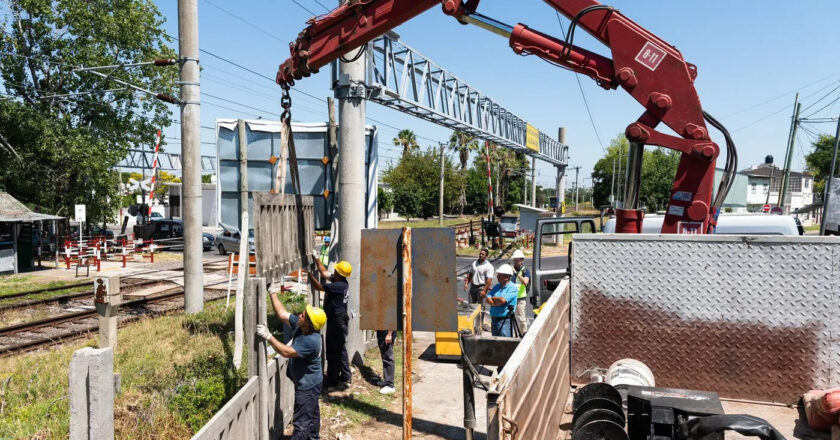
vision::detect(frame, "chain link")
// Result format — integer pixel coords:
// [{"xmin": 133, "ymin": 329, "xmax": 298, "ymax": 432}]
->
[{"xmin": 280, "ymin": 84, "xmax": 292, "ymax": 121}]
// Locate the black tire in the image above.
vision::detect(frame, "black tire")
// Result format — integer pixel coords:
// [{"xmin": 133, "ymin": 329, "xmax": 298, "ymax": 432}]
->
[{"xmin": 217, "ymin": 243, "xmax": 226, "ymax": 255}]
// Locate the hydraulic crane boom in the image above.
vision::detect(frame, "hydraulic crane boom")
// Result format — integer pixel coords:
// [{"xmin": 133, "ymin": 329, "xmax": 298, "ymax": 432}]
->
[{"xmin": 276, "ymin": 0, "xmax": 736, "ymax": 234}]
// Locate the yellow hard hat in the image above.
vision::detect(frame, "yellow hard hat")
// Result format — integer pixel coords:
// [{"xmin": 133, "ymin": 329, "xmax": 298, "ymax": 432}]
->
[
  {"xmin": 305, "ymin": 305, "xmax": 327, "ymax": 331},
  {"xmin": 334, "ymin": 260, "xmax": 352, "ymax": 278}
]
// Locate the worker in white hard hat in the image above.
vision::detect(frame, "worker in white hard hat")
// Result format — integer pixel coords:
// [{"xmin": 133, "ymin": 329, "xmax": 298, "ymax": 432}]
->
[
  {"xmin": 510, "ymin": 249, "xmax": 531, "ymax": 334},
  {"xmin": 483, "ymin": 263, "xmax": 519, "ymax": 337}
]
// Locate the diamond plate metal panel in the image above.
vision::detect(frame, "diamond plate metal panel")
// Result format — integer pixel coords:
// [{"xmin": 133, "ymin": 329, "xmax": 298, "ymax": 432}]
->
[
  {"xmin": 570, "ymin": 235, "xmax": 840, "ymax": 403},
  {"xmin": 359, "ymin": 228, "xmax": 457, "ymax": 332}
]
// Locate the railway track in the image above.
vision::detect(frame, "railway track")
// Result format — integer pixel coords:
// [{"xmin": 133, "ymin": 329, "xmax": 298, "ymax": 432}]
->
[
  {"xmin": 0, "ymin": 288, "xmax": 227, "ymax": 357},
  {"xmin": 0, "ymin": 279, "xmax": 167, "ymax": 312}
]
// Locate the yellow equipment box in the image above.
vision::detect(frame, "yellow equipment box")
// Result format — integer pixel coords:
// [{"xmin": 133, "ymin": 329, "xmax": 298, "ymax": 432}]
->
[{"xmin": 435, "ymin": 303, "xmax": 481, "ymax": 360}]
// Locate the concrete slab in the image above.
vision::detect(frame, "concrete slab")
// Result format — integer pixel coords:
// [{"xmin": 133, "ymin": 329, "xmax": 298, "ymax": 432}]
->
[{"xmin": 411, "ymin": 331, "xmax": 489, "ymax": 440}]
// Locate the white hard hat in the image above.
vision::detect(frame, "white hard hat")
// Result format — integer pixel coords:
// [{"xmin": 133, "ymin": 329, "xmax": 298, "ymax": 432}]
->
[
  {"xmin": 512, "ymin": 249, "xmax": 525, "ymax": 259},
  {"xmin": 496, "ymin": 264, "xmax": 515, "ymax": 276}
]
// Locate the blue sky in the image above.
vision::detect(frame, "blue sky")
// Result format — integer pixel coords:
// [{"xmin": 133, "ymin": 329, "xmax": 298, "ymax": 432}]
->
[{"xmin": 151, "ymin": 0, "xmax": 840, "ymax": 188}]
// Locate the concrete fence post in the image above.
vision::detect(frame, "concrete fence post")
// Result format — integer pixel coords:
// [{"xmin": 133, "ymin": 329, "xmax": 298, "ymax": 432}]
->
[
  {"xmin": 69, "ymin": 347, "xmax": 115, "ymax": 440},
  {"xmin": 94, "ymin": 275, "xmax": 121, "ymax": 349}
]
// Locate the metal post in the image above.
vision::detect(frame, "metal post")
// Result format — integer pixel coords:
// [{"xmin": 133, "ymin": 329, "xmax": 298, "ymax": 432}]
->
[
  {"xmin": 178, "ymin": 0, "xmax": 203, "ymax": 313},
  {"xmin": 573, "ymin": 166, "xmax": 580, "ymax": 212},
  {"xmin": 238, "ymin": 120, "xmax": 249, "ymax": 226},
  {"xmin": 463, "ymin": 359, "xmax": 476, "ymax": 440},
  {"xmin": 779, "ymin": 94, "xmax": 801, "ymax": 211},
  {"xmin": 401, "ymin": 227, "xmax": 413, "ymax": 440},
  {"xmin": 336, "ymin": 2, "xmax": 367, "ymax": 364},
  {"xmin": 765, "ymin": 166, "xmax": 775, "ymax": 206},
  {"xmin": 623, "ymin": 142, "xmax": 644, "ymax": 209},
  {"xmin": 820, "ymin": 117, "xmax": 840, "ymax": 235},
  {"xmin": 531, "ymin": 156, "xmax": 537, "ymax": 207},
  {"xmin": 254, "ymin": 278, "xmax": 269, "ymax": 440},
  {"xmin": 439, "ymin": 143, "xmax": 445, "ymax": 226}
]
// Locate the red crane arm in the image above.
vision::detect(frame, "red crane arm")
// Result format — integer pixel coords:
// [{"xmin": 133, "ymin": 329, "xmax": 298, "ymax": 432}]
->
[{"xmin": 276, "ymin": 0, "xmax": 731, "ymax": 234}]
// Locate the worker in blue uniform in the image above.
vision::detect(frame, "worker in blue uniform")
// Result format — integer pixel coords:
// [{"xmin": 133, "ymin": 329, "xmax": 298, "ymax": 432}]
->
[{"xmin": 309, "ymin": 254, "xmax": 353, "ymax": 391}]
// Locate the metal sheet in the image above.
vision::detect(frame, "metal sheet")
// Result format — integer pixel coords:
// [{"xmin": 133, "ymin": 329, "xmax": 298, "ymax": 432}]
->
[
  {"xmin": 216, "ymin": 119, "xmax": 379, "ymax": 231},
  {"xmin": 359, "ymin": 228, "xmax": 457, "ymax": 332},
  {"xmin": 490, "ymin": 278, "xmax": 571, "ymax": 440},
  {"xmin": 570, "ymin": 234, "xmax": 840, "ymax": 403}
]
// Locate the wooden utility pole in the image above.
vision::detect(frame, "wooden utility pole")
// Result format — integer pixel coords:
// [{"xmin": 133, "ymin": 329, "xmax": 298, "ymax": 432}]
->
[{"xmin": 778, "ymin": 94, "xmax": 801, "ymax": 211}]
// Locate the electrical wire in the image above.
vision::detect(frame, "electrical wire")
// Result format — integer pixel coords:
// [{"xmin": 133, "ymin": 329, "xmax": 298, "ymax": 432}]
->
[
  {"xmin": 554, "ymin": 11, "xmax": 606, "ymax": 154},
  {"xmin": 289, "ymin": 0, "xmax": 318, "ymax": 16},
  {"xmin": 799, "ymin": 82, "xmax": 840, "ymax": 113},
  {"xmin": 201, "ymin": 0, "xmax": 284, "ymax": 41},
  {"xmin": 803, "ymin": 94, "xmax": 840, "ymax": 119}
]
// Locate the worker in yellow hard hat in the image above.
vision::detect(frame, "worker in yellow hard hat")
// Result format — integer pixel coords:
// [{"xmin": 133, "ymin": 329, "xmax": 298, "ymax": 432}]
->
[
  {"xmin": 257, "ymin": 291, "xmax": 326, "ymax": 439},
  {"xmin": 309, "ymin": 251, "xmax": 353, "ymax": 391}
]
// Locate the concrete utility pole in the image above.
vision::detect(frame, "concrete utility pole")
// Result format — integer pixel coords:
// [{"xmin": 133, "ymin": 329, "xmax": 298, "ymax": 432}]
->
[
  {"xmin": 610, "ymin": 158, "xmax": 616, "ymax": 205},
  {"xmin": 178, "ymin": 0, "xmax": 203, "ymax": 313},
  {"xmin": 556, "ymin": 127, "xmax": 567, "ymax": 214},
  {"xmin": 531, "ymin": 156, "xmax": 537, "ymax": 207},
  {"xmin": 779, "ymin": 94, "xmax": 801, "ymax": 211},
  {"xmin": 820, "ymin": 116, "xmax": 840, "ymax": 235},
  {"xmin": 439, "ymin": 143, "xmax": 445, "ymax": 226},
  {"xmin": 572, "ymin": 166, "xmax": 581, "ymax": 212},
  {"xmin": 337, "ymin": 0, "xmax": 366, "ymax": 365}
]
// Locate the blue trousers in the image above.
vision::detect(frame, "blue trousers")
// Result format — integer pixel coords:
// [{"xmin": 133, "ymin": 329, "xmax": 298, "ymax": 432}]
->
[
  {"xmin": 491, "ymin": 316, "xmax": 513, "ymax": 337},
  {"xmin": 325, "ymin": 312, "xmax": 351, "ymax": 384},
  {"xmin": 291, "ymin": 383, "xmax": 321, "ymax": 440}
]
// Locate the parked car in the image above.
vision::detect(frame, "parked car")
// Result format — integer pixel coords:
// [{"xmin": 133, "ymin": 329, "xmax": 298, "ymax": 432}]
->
[
  {"xmin": 215, "ymin": 223, "xmax": 254, "ymax": 255},
  {"xmin": 202, "ymin": 232, "xmax": 215, "ymax": 252},
  {"xmin": 602, "ymin": 213, "xmax": 803, "ymax": 235},
  {"xmin": 134, "ymin": 219, "xmax": 183, "ymax": 241},
  {"xmin": 89, "ymin": 224, "xmax": 115, "ymax": 239}
]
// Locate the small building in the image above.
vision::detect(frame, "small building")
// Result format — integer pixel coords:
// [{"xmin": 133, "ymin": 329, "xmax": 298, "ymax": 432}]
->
[
  {"xmin": 0, "ymin": 192, "xmax": 64, "ymax": 274},
  {"xmin": 739, "ymin": 157, "xmax": 813, "ymax": 214}
]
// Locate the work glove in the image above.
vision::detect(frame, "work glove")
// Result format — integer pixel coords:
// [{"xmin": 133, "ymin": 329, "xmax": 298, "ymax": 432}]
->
[
  {"xmin": 255, "ymin": 324, "xmax": 273, "ymax": 341},
  {"xmin": 310, "ymin": 250, "xmax": 320, "ymax": 263}
]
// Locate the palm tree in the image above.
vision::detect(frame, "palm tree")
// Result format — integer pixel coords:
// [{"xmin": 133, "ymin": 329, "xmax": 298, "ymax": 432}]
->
[
  {"xmin": 448, "ymin": 130, "xmax": 479, "ymax": 170},
  {"xmin": 393, "ymin": 129, "xmax": 418, "ymax": 155}
]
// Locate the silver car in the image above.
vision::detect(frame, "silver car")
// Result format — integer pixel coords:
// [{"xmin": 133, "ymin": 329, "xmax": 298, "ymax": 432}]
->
[{"xmin": 215, "ymin": 223, "xmax": 254, "ymax": 255}]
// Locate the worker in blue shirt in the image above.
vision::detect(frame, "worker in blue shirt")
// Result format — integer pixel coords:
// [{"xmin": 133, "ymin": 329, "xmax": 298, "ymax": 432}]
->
[
  {"xmin": 309, "ymin": 254, "xmax": 353, "ymax": 391},
  {"xmin": 256, "ymin": 291, "xmax": 327, "ymax": 440},
  {"xmin": 484, "ymin": 263, "xmax": 519, "ymax": 337}
]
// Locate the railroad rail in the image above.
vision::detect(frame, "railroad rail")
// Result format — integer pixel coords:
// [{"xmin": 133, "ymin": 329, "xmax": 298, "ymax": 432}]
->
[
  {"xmin": 0, "ymin": 288, "xmax": 227, "ymax": 357},
  {"xmin": 0, "ymin": 279, "xmax": 167, "ymax": 312}
]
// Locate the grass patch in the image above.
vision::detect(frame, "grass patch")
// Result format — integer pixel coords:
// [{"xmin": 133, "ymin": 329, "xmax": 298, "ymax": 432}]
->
[
  {"xmin": 0, "ymin": 274, "xmax": 89, "ymax": 299},
  {"xmin": 804, "ymin": 224, "xmax": 820, "ymax": 232},
  {"xmin": 0, "ymin": 299, "xmax": 248, "ymax": 440},
  {"xmin": 321, "ymin": 338, "xmax": 404, "ymax": 430}
]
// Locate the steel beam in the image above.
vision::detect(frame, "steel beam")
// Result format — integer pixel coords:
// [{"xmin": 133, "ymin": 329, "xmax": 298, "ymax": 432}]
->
[
  {"xmin": 120, "ymin": 149, "xmax": 216, "ymax": 172},
  {"xmin": 365, "ymin": 33, "xmax": 568, "ymax": 166}
]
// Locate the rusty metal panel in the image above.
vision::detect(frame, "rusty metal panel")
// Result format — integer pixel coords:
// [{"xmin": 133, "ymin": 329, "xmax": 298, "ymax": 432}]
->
[
  {"xmin": 571, "ymin": 235, "xmax": 840, "ymax": 404},
  {"xmin": 359, "ymin": 228, "xmax": 457, "ymax": 332},
  {"xmin": 253, "ymin": 193, "xmax": 314, "ymax": 285},
  {"xmin": 491, "ymin": 278, "xmax": 571, "ymax": 440}
]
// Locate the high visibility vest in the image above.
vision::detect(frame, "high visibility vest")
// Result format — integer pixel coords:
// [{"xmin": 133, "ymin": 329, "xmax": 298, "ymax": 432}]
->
[
  {"xmin": 319, "ymin": 245, "xmax": 330, "ymax": 266},
  {"xmin": 515, "ymin": 267, "xmax": 528, "ymax": 298}
]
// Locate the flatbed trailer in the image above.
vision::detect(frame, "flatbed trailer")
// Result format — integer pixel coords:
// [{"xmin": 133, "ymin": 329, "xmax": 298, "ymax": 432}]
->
[{"xmin": 461, "ymin": 232, "xmax": 839, "ymax": 440}]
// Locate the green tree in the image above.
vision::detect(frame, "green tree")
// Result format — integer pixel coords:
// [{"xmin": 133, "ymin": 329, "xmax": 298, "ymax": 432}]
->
[
  {"xmin": 392, "ymin": 129, "xmax": 418, "ymax": 155},
  {"xmin": 377, "ymin": 185, "xmax": 393, "ymax": 219},
  {"xmin": 0, "ymin": 0, "xmax": 176, "ymax": 222},
  {"xmin": 449, "ymin": 130, "xmax": 479, "ymax": 170},
  {"xmin": 805, "ymin": 134, "xmax": 836, "ymax": 194},
  {"xmin": 591, "ymin": 135, "xmax": 680, "ymax": 212},
  {"xmin": 382, "ymin": 147, "xmax": 462, "ymax": 219}
]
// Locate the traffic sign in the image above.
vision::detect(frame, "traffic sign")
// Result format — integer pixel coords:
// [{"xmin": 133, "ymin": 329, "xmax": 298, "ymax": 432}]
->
[
  {"xmin": 771, "ymin": 206, "xmax": 783, "ymax": 215},
  {"xmin": 74, "ymin": 204, "xmax": 86, "ymax": 223},
  {"xmin": 762, "ymin": 204, "xmax": 771, "ymax": 213}
]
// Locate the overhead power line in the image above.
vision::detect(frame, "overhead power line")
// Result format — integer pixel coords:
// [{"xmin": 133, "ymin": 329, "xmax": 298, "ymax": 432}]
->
[{"xmin": 554, "ymin": 12, "xmax": 606, "ymax": 154}]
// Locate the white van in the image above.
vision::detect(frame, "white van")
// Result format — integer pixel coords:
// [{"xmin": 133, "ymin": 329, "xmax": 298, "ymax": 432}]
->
[{"xmin": 603, "ymin": 213, "xmax": 803, "ymax": 235}]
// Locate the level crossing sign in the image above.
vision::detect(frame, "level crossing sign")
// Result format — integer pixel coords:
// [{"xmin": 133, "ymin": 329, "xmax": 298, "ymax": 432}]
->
[{"xmin": 762, "ymin": 204, "xmax": 771, "ymax": 213}]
